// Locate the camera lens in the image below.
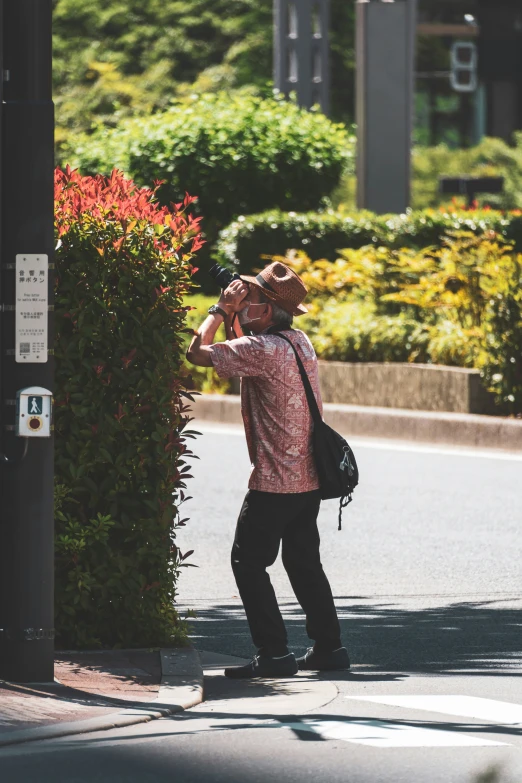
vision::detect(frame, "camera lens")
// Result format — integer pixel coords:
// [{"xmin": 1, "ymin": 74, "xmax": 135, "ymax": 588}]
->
[{"xmin": 209, "ymin": 264, "xmax": 241, "ymax": 290}]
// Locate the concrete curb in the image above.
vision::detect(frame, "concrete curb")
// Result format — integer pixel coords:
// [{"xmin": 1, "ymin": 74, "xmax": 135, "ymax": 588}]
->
[
  {"xmin": 0, "ymin": 647, "xmax": 203, "ymax": 748},
  {"xmin": 190, "ymin": 393, "xmax": 522, "ymax": 452}
]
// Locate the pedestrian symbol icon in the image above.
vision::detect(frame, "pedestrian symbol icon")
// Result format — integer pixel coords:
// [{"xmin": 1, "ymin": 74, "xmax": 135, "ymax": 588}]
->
[{"xmin": 29, "ymin": 396, "xmax": 43, "ymax": 415}]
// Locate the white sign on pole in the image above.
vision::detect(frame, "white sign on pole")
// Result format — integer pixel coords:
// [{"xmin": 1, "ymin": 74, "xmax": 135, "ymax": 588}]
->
[
  {"xmin": 450, "ymin": 41, "xmax": 478, "ymax": 93},
  {"xmin": 15, "ymin": 253, "xmax": 49, "ymax": 363}
]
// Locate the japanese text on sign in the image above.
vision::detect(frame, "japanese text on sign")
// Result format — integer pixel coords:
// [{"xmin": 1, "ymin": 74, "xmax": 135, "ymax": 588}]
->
[{"xmin": 15, "ymin": 254, "xmax": 48, "ymax": 363}]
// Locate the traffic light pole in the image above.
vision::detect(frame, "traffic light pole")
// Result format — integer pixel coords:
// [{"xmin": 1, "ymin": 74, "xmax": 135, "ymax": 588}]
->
[{"xmin": 0, "ymin": 0, "xmax": 55, "ymax": 683}]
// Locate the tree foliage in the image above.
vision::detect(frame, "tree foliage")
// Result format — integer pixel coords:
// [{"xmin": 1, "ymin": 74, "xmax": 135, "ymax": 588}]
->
[
  {"xmin": 53, "ymin": 0, "xmax": 271, "ymax": 152},
  {"xmin": 53, "ymin": 0, "xmax": 354, "ymax": 156}
]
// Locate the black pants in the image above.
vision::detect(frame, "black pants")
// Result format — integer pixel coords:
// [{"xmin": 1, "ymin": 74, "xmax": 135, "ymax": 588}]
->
[{"xmin": 231, "ymin": 489, "xmax": 342, "ymax": 657}]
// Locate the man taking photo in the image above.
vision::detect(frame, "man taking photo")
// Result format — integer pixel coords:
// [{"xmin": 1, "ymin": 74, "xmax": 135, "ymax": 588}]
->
[{"xmin": 187, "ymin": 261, "xmax": 350, "ymax": 679}]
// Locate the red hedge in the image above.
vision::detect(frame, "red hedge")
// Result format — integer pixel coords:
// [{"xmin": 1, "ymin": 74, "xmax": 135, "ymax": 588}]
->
[{"xmin": 54, "ymin": 167, "xmax": 202, "ymax": 648}]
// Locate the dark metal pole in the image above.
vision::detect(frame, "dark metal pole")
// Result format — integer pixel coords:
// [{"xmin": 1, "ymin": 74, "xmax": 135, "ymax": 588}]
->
[
  {"xmin": 274, "ymin": 0, "xmax": 331, "ymax": 114},
  {"xmin": 0, "ymin": 0, "xmax": 55, "ymax": 682},
  {"xmin": 356, "ymin": 0, "xmax": 417, "ymax": 214}
]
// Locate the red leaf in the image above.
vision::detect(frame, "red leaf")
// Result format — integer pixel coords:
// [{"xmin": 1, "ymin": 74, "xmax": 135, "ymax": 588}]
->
[{"xmin": 122, "ymin": 348, "xmax": 137, "ymax": 369}]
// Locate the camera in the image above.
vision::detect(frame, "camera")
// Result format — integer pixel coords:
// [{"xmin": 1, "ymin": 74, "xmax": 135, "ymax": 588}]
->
[{"xmin": 209, "ymin": 263, "xmax": 241, "ymax": 290}]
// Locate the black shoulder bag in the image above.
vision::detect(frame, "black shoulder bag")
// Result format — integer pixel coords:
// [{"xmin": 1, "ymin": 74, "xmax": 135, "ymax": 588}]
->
[{"xmin": 274, "ymin": 332, "xmax": 359, "ymax": 531}]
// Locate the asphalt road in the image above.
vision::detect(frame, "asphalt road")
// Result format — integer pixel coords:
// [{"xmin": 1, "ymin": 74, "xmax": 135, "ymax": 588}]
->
[
  {"xmin": 1, "ymin": 423, "xmax": 521, "ymax": 783},
  {"xmin": 176, "ymin": 423, "xmax": 521, "ymax": 669}
]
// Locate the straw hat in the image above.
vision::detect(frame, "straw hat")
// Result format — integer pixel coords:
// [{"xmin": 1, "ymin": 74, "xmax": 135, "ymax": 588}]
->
[{"xmin": 241, "ymin": 261, "xmax": 308, "ymax": 316}]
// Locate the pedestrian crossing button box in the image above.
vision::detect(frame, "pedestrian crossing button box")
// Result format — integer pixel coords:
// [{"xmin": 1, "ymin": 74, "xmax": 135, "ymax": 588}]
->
[{"xmin": 16, "ymin": 387, "xmax": 52, "ymax": 438}]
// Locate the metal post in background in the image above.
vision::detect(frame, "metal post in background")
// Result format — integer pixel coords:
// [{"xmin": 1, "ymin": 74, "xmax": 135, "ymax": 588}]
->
[
  {"xmin": 274, "ymin": 0, "xmax": 330, "ymax": 114},
  {"xmin": 476, "ymin": 0, "xmax": 522, "ymax": 142},
  {"xmin": 356, "ymin": 0, "xmax": 417, "ymax": 214},
  {"xmin": 0, "ymin": 0, "xmax": 55, "ymax": 683}
]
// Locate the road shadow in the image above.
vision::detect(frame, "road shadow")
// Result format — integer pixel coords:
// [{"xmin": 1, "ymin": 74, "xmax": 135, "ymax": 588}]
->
[{"xmin": 186, "ymin": 597, "xmax": 522, "ymax": 675}]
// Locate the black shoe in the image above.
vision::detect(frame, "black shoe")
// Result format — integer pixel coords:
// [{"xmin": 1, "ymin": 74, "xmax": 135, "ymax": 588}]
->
[
  {"xmin": 224, "ymin": 653, "xmax": 298, "ymax": 679},
  {"xmin": 297, "ymin": 647, "xmax": 350, "ymax": 671}
]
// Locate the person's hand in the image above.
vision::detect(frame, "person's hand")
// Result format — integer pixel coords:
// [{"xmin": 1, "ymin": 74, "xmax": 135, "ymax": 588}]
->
[{"xmin": 218, "ymin": 280, "xmax": 250, "ymax": 314}]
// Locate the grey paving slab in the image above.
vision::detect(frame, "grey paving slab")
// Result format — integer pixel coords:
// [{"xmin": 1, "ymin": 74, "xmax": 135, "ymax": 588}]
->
[{"xmin": 196, "ymin": 650, "xmax": 338, "ymax": 715}]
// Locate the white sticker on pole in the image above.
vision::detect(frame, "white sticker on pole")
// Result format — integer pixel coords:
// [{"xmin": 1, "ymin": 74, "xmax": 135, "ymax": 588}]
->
[{"xmin": 15, "ymin": 254, "xmax": 48, "ymax": 363}]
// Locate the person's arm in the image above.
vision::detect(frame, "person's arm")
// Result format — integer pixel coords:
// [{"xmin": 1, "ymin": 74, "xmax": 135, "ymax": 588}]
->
[
  {"xmin": 186, "ymin": 280, "xmax": 248, "ymax": 367},
  {"xmin": 186, "ymin": 312, "xmax": 225, "ymax": 367},
  {"xmin": 224, "ymin": 312, "xmax": 245, "ymax": 341}
]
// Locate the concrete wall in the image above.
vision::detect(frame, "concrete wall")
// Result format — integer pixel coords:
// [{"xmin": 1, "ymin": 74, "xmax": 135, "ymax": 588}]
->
[{"xmin": 317, "ymin": 361, "xmax": 502, "ymax": 415}]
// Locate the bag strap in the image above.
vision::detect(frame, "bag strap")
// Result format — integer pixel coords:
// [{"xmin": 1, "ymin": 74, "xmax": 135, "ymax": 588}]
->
[
  {"xmin": 274, "ymin": 331, "xmax": 349, "ymax": 531},
  {"xmin": 272, "ymin": 332, "xmax": 322, "ymax": 425}
]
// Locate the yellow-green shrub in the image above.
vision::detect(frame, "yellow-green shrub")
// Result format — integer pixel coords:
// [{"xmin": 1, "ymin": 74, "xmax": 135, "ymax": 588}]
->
[
  {"xmin": 300, "ymin": 300, "xmax": 430, "ymax": 364},
  {"xmin": 185, "ymin": 233, "xmax": 522, "ymax": 413},
  {"xmin": 277, "ymin": 247, "xmax": 427, "ymax": 314},
  {"xmin": 285, "ymin": 235, "xmax": 522, "ymax": 412}
]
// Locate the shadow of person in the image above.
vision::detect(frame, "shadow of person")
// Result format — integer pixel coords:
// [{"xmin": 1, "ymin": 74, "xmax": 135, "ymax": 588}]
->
[{"xmin": 186, "ymin": 596, "xmax": 522, "ymax": 675}]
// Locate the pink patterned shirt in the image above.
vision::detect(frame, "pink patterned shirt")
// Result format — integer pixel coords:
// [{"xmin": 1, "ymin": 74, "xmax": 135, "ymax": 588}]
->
[{"xmin": 209, "ymin": 330, "xmax": 322, "ymax": 494}]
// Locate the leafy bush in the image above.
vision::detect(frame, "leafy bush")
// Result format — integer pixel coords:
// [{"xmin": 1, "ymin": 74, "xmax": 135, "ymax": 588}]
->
[
  {"xmin": 300, "ymin": 301, "xmax": 430, "ymax": 364},
  {"xmin": 187, "ymin": 232, "xmax": 522, "ymax": 412},
  {"xmin": 54, "ymin": 167, "xmax": 202, "ymax": 649},
  {"xmin": 282, "ymin": 246, "xmax": 423, "ymax": 315},
  {"xmin": 284, "ymin": 234, "xmax": 522, "ymax": 412},
  {"xmin": 216, "ymin": 210, "xmax": 374, "ymax": 274},
  {"xmin": 483, "ymin": 284, "xmax": 522, "ymax": 412},
  {"xmin": 383, "ymin": 233, "xmax": 522, "ymax": 411},
  {"xmin": 216, "ymin": 207, "xmax": 522, "ymax": 275},
  {"xmin": 334, "ymin": 134, "xmax": 522, "ymax": 212},
  {"xmin": 68, "ymin": 92, "xmax": 355, "ymax": 279}
]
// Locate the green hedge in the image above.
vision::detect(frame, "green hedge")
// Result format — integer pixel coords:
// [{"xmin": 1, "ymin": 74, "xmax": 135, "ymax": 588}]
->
[
  {"xmin": 54, "ymin": 167, "xmax": 202, "ymax": 649},
  {"xmin": 215, "ymin": 208, "xmax": 522, "ymax": 275},
  {"xmin": 68, "ymin": 92, "xmax": 355, "ymax": 280}
]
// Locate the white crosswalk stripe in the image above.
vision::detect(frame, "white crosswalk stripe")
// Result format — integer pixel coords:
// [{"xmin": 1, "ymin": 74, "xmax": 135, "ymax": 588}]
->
[
  {"xmin": 186, "ymin": 694, "xmax": 520, "ymax": 748},
  {"xmin": 344, "ymin": 695, "xmax": 522, "ymax": 726},
  {"xmin": 276, "ymin": 695, "xmax": 522, "ymax": 748},
  {"xmin": 283, "ymin": 718, "xmax": 507, "ymax": 748}
]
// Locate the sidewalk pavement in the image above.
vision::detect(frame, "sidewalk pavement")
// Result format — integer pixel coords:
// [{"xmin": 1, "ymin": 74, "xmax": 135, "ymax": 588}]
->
[
  {"xmin": 0, "ymin": 648, "xmax": 340, "ymax": 749},
  {"xmin": 191, "ymin": 393, "xmax": 522, "ymax": 452},
  {"xmin": 0, "ymin": 647, "xmax": 203, "ymax": 747},
  {"xmin": 197, "ymin": 651, "xmax": 338, "ymax": 716}
]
